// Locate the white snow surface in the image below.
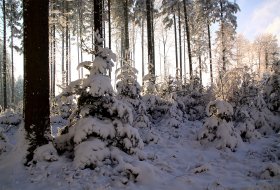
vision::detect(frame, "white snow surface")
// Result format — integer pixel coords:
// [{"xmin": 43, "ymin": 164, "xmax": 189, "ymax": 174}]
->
[{"xmin": 1, "ymin": 120, "xmax": 280, "ymax": 189}]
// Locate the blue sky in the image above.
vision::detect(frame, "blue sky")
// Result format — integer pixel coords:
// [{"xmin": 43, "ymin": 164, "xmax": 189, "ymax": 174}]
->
[{"xmin": 236, "ymin": 0, "xmax": 280, "ymax": 42}]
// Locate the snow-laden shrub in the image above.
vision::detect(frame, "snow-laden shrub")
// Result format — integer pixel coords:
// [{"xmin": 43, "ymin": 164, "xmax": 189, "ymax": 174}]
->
[
  {"xmin": 234, "ymin": 107, "xmax": 261, "ymax": 142},
  {"xmin": 263, "ymin": 60, "xmax": 280, "ymax": 112},
  {"xmin": 142, "ymin": 73, "xmax": 157, "ymax": 95},
  {"xmin": 116, "ymin": 64, "xmax": 141, "ymax": 99},
  {"xmin": 55, "ymin": 33, "xmax": 144, "ymax": 171},
  {"xmin": 0, "ymin": 108, "xmax": 21, "ymax": 126},
  {"xmin": 247, "ymin": 95, "xmax": 279, "ymax": 135},
  {"xmin": 115, "ymin": 63, "xmax": 151, "ymax": 130},
  {"xmin": 142, "ymin": 94, "xmax": 170, "ymax": 122},
  {"xmin": 176, "ymin": 76, "xmax": 209, "ymax": 121},
  {"xmin": 166, "ymin": 94, "xmax": 184, "ymax": 128},
  {"xmin": 197, "ymin": 100, "xmax": 242, "ymax": 151},
  {"xmin": 158, "ymin": 75, "xmax": 182, "ymax": 99},
  {"xmin": 0, "ymin": 127, "xmax": 12, "ymax": 155}
]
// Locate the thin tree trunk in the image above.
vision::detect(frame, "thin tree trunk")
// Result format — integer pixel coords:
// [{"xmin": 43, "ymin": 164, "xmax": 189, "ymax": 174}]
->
[
  {"xmin": 68, "ymin": 32, "xmax": 71, "ymax": 82},
  {"xmin": 183, "ymin": 0, "xmax": 193, "ymax": 80},
  {"xmin": 76, "ymin": 17, "xmax": 80, "ymax": 79},
  {"xmin": 178, "ymin": 4, "xmax": 182, "ymax": 81},
  {"xmin": 141, "ymin": 16, "xmax": 145, "ymax": 85},
  {"xmin": 173, "ymin": 10, "xmax": 178, "ymax": 79},
  {"xmin": 199, "ymin": 54, "xmax": 202, "ymax": 85},
  {"xmin": 108, "ymin": 0, "xmax": 112, "ymax": 78},
  {"xmin": 53, "ymin": 24, "xmax": 56, "ymax": 97},
  {"xmin": 23, "ymin": 0, "xmax": 50, "ymax": 163},
  {"xmin": 124, "ymin": 0, "xmax": 129, "ymax": 63},
  {"xmin": 146, "ymin": 0, "xmax": 155, "ymax": 77},
  {"xmin": 11, "ymin": 26, "xmax": 14, "ymax": 104},
  {"xmin": 65, "ymin": 0, "xmax": 69, "ymax": 85},
  {"xmin": 220, "ymin": 1, "xmax": 226, "ymax": 72},
  {"xmin": 207, "ymin": 23, "xmax": 213, "ymax": 84},
  {"xmin": 2, "ymin": 0, "xmax": 7, "ymax": 109}
]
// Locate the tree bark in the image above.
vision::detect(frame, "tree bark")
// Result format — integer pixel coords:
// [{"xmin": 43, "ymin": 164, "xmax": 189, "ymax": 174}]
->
[
  {"xmin": 178, "ymin": 4, "xmax": 183, "ymax": 80},
  {"xmin": 207, "ymin": 23, "xmax": 213, "ymax": 84},
  {"xmin": 173, "ymin": 10, "xmax": 178, "ymax": 79},
  {"xmin": 183, "ymin": 0, "xmax": 193, "ymax": 80},
  {"xmin": 2, "ymin": 0, "xmax": 7, "ymax": 109},
  {"xmin": 23, "ymin": 0, "xmax": 50, "ymax": 163},
  {"xmin": 94, "ymin": 0, "xmax": 103, "ymax": 49},
  {"xmin": 146, "ymin": 0, "xmax": 155, "ymax": 77}
]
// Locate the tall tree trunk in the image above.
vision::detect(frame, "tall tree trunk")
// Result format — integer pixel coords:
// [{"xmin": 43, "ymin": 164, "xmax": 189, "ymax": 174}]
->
[
  {"xmin": 94, "ymin": 0, "xmax": 102, "ymax": 48},
  {"xmin": 178, "ymin": 4, "xmax": 183, "ymax": 80},
  {"xmin": 220, "ymin": 1, "xmax": 226, "ymax": 72},
  {"xmin": 65, "ymin": 0, "xmax": 69, "ymax": 85},
  {"xmin": 2, "ymin": 0, "xmax": 7, "ymax": 109},
  {"xmin": 68, "ymin": 32, "xmax": 71, "ymax": 83},
  {"xmin": 52, "ymin": 24, "xmax": 56, "ymax": 97},
  {"xmin": 183, "ymin": 0, "xmax": 193, "ymax": 80},
  {"xmin": 141, "ymin": 16, "xmax": 145, "ymax": 85},
  {"xmin": 207, "ymin": 23, "xmax": 213, "ymax": 84},
  {"xmin": 11, "ymin": 26, "xmax": 14, "ymax": 104},
  {"xmin": 124, "ymin": 0, "xmax": 129, "ymax": 63},
  {"xmin": 76, "ymin": 17, "xmax": 80, "ymax": 79},
  {"xmin": 23, "ymin": 0, "xmax": 50, "ymax": 163},
  {"xmin": 108, "ymin": 0, "xmax": 111, "ymax": 77},
  {"xmin": 79, "ymin": 0, "xmax": 83, "ymax": 77},
  {"xmin": 173, "ymin": 10, "xmax": 178, "ymax": 79},
  {"xmin": 146, "ymin": 0, "xmax": 155, "ymax": 78},
  {"xmin": 199, "ymin": 54, "xmax": 202, "ymax": 85}
]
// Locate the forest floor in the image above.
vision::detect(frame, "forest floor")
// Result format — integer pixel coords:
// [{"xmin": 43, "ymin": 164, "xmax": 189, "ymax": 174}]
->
[{"xmin": 0, "ymin": 118, "xmax": 280, "ymax": 190}]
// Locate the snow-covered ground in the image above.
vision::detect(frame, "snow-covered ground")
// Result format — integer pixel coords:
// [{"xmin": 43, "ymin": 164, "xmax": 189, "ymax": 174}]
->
[{"xmin": 1, "ymin": 117, "xmax": 280, "ymax": 190}]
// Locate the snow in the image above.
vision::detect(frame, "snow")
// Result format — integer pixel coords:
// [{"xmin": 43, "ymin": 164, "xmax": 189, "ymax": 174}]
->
[{"xmin": 1, "ymin": 115, "xmax": 280, "ymax": 189}]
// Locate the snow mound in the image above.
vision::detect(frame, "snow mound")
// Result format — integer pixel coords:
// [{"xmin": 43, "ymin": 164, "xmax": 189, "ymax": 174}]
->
[
  {"xmin": 33, "ymin": 143, "xmax": 58, "ymax": 162},
  {"xmin": 260, "ymin": 163, "xmax": 280, "ymax": 179}
]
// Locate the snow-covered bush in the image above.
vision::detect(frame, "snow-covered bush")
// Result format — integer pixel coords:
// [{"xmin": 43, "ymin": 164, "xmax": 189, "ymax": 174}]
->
[
  {"xmin": 246, "ymin": 95, "xmax": 279, "ymax": 135},
  {"xmin": 142, "ymin": 72, "xmax": 157, "ymax": 95},
  {"xmin": 158, "ymin": 75, "xmax": 182, "ymax": 99},
  {"xmin": 166, "ymin": 94, "xmax": 184, "ymax": 128},
  {"xmin": 55, "ymin": 33, "xmax": 144, "ymax": 171},
  {"xmin": 214, "ymin": 67, "xmax": 258, "ymax": 108},
  {"xmin": 178, "ymin": 76, "xmax": 209, "ymax": 121},
  {"xmin": 142, "ymin": 94, "xmax": 170, "ymax": 122},
  {"xmin": 263, "ymin": 60, "xmax": 280, "ymax": 112},
  {"xmin": 197, "ymin": 100, "xmax": 242, "ymax": 151},
  {"xmin": 0, "ymin": 108, "xmax": 21, "ymax": 126},
  {"xmin": 116, "ymin": 64, "xmax": 141, "ymax": 99},
  {"xmin": 234, "ymin": 107, "xmax": 261, "ymax": 142}
]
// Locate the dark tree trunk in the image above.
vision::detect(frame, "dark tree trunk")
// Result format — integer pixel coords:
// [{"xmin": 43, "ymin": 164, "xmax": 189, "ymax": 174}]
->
[
  {"xmin": 23, "ymin": 0, "xmax": 50, "ymax": 163},
  {"xmin": 178, "ymin": 4, "xmax": 183, "ymax": 80},
  {"xmin": 124, "ymin": 0, "xmax": 129, "ymax": 62},
  {"xmin": 220, "ymin": 1, "xmax": 226, "ymax": 72},
  {"xmin": 11, "ymin": 26, "xmax": 14, "ymax": 104},
  {"xmin": 94, "ymin": 0, "xmax": 103, "ymax": 50},
  {"xmin": 207, "ymin": 23, "xmax": 213, "ymax": 84},
  {"xmin": 183, "ymin": 0, "xmax": 193, "ymax": 80},
  {"xmin": 2, "ymin": 0, "xmax": 7, "ymax": 109},
  {"xmin": 173, "ymin": 10, "xmax": 178, "ymax": 79},
  {"xmin": 146, "ymin": 0, "xmax": 155, "ymax": 77},
  {"xmin": 65, "ymin": 0, "xmax": 69, "ymax": 85},
  {"xmin": 141, "ymin": 16, "xmax": 145, "ymax": 86}
]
